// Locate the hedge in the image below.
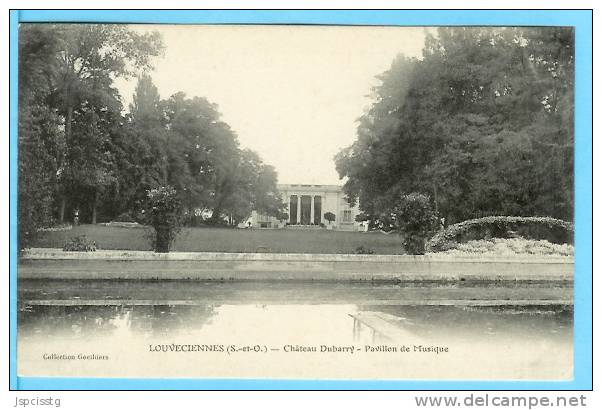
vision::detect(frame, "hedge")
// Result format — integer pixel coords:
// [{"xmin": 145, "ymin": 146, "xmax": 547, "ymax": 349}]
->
[{"xmin": 426, "ymin": 216, "xmax": 574, "ymax": 252}]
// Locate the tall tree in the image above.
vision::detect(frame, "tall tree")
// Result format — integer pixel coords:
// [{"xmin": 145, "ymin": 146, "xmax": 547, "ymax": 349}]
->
[
  {"xmin": 108, "ymin": 74, "xmax": 170, "ymax": 217},
  {"xmin": 19, "ymin": 24, "xmax": 286, "ymax": 236},
  {"xmin": 163, "ymin": 92, "xmax": 222, "ymax": 214},
  {"xmin": 221, "ymin": 149, "xmax": 287, "ymax": 224},
  {"xmin": 336, "ymin": 27, "xmax": 574, "ymax": 227},
  {"xmin": 18, "ymin": 25, "xmax": 64, "ymax": 248},
  {"xmin": 44, "ymin": 24, "xmax": 163, "ymax": 222},
  {"xmin": 160, "ymin": 92, "xmax": 286, "ymax": 225},
  {"xmin": 60, "ymin": 99, "xmax": 120, "ymax": 224},
  {"xmin": 130, "ymin": 73, "xmax": 164, "ymax": 130}
]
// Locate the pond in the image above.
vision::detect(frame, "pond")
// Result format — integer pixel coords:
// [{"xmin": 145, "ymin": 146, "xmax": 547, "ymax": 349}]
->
[{"xmin": 17, "ymin": 280, "xmax": 573, "ymax": 380}]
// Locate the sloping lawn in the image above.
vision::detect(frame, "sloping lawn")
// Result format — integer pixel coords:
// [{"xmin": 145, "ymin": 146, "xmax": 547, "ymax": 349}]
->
[{"xmin": 32, "ymin": 224, "xmax": 405, "ymax": 254}]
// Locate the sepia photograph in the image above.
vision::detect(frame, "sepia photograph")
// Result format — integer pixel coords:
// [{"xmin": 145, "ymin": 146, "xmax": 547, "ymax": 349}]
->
[{"xmin": 15, "ymin": 21, "xmax": 577, "ymax": 383}]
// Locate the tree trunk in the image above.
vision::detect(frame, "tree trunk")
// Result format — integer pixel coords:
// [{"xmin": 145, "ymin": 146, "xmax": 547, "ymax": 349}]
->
[
  {"xmin": 91, "ymin": 190, "xmax": 98, "ymax": 224},
  {"xmin": 155, "ymin": 226, "xmax": 170, "ymax": 253},
  {"xmin": 59, "ymin": 105, "xmax": 73, "ymax": 224},
  {"xmin": 65, "ymin": 105, "xmax": 73, "ymax": 142},
  {"xmin": 210, "ymin": 206, "xmax": 222, "ymax": 224},
  {"xmin": 59, "ymin": 197, "xmax": 66, "ymax": 224},
  {"xmin": 162, "ymin": 156, "xmax": 168, "ymax": 185},
  {"xmin": 433, "ymin": 183, "xmax": 439, "ymax": 214}
]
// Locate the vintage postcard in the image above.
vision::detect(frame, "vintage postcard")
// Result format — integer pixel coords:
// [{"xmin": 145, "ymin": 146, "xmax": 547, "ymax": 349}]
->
[{"xmin": 11, "ymin": 11, "xmax": 591, "ymax": 389}]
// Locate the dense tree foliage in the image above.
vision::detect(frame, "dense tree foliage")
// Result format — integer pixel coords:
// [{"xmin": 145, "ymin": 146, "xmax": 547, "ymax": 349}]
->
[
  {"xmin": 44, "ymin": 24, "xmax": 164, "ymax": 223},
  {"xmin": 336, "ymin": 27, "xmax": 574, "ymax": 227},
  {"xmin": 18, "ymin": 25, "xmax": 63, "ymax": 247},
  {"xmin": 18, "ymin": 24, "xmax": 286, "ymax": 249}
]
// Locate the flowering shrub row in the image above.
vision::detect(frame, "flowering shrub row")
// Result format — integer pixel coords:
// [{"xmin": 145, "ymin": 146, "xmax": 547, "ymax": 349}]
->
[
  {"xmin": 430, "ymin": 238, "xmax": 574, "ymax": 257},
  {"xmin": 426, "ymin": 216, "xmax": 574, "ymax": 252}
]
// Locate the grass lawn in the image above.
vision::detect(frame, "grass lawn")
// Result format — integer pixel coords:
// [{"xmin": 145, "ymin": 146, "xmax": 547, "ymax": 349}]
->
[{"xmin": 33, "ymin": 224, "xmax": 405, "ymax": 254}]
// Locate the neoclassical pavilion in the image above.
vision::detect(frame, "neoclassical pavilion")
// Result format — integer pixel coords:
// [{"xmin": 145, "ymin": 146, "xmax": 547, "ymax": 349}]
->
[{"xmin": 249, "ymin": 184, "xmax": 361, "ymax": 230}]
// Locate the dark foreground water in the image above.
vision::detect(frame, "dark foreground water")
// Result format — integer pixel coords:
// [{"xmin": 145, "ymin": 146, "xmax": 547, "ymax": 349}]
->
[{"xmin": 18, "ymin": 280, "xmax": 573, "ymax": 380}]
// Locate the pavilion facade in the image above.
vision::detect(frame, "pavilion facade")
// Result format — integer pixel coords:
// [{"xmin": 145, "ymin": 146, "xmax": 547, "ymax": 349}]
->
[{"xmin": 246, "ymin": 184, "xmax": 361, "ymax": 230}]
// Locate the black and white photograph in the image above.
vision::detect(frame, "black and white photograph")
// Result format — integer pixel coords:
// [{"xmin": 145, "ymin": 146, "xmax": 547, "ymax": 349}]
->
[{"xmin": 16, "ymin": 23, "xmax": 575, "ymax": 381}]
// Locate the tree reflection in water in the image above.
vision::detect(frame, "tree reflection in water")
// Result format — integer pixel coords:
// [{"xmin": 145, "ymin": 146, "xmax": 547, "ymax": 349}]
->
[{"xmin": 18, "ymin": 304, "xmax": 217, "ymax": 340}]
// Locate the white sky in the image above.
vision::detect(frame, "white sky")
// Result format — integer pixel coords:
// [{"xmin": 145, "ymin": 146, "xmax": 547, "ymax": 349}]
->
[{"xmin": 117, "ymin": 25, "xmax": 428, "ymax": 185}]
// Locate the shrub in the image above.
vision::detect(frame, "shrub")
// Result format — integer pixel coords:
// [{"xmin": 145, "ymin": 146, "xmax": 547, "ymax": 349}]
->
[
  {"xmin": 38, "ymin": 224, "xmax": 72, "ymax": 232},
  {"xmin": 143, "ymin": 186, "xmax": 183, "ymax": 253},
  {"xmin": 392, "ymin": 193, "xmax": 439, "ymax": 255},
  {"xmin": 324, "ymin": 212, "xmax": 336, "ymax": 224},
  {"xmin": 182, "ymin": 213, "xmax": 204, "ymax": 227},
  {"xmin": 113, "ymin": 212, "xmax": 136, "ymax": 223},
  {"xmin": 427, "ymin": 216, "xmax": 574, "ymax": 252},
  {"xmin": 354, "ymin": 245, "xmax": 375, "ymax": 255},
  {"xmin": 355, "ymin": 213, "xmax": 369, "ymax": 223},
  {"xmin": 63, "ymin": 235, "xmax": 97, "ymax": 252},
  {"xmin": 431, "ymin": 238, "xmax": 574, "ymax": 257}
]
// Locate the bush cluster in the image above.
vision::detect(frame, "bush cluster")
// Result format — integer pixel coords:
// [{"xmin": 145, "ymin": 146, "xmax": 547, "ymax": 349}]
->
[
  {"xmin": 62, "ymin": 235, "xmax": 97, "ymax": 252},
  {"xmin": 432, "ymin": 238, "xmax": 574, "ymax": 257},
  {"xmin": 143, "ymin": 186, "xmax": 183, "ymax": 253},
  {"xmin": 354, "ymin": 246, "xmax": 375, "ymax": 255},
  {"xmin": 427, "ymin": 216, "xmax": 574, "ymax": 252},
  {"xmin": 393, "ymin": 193, "xmax": 439, "ymax": 255},
  {"xmin": 113, "ymin": 212, "xmax": 136, "ymax": 223}
]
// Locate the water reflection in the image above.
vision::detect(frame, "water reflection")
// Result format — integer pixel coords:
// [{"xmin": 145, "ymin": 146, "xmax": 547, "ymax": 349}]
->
[
  {"xmin": 19, "ymin": 303, "xmax": 572, "ymax": 346},
  {"xmin": 17, "ymin": 281, "xmax": 573, "ymax": 380},
  {"xmin": 19, "ymin": 305, "xmax": 217, "ymax": 340}
]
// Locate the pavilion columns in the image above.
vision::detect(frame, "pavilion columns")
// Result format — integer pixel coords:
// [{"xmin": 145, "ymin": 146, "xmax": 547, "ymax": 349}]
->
[{"xmin": 289, "ymin": 194, "xmax": 320, "ymax": 225}]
